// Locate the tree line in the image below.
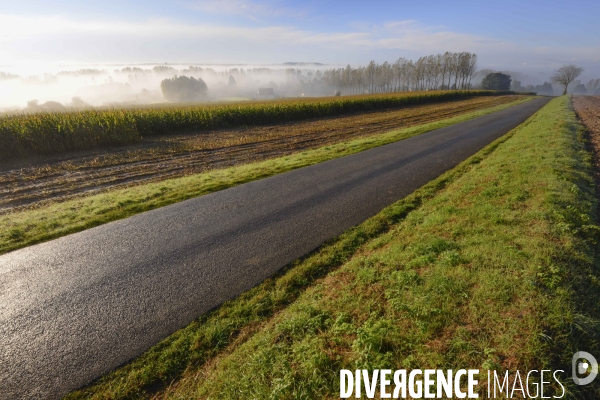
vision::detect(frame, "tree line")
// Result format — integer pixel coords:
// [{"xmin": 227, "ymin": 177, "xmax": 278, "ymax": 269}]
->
[{"xmin": 320, "ymin": 52, "xmax": 478, "ymax": 95}]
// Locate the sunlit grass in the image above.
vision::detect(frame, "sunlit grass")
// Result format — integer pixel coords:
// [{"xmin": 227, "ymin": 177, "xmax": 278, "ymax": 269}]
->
[{"xmin": 66, "ymin": 97, "xmax": 600, "ymax": 399}]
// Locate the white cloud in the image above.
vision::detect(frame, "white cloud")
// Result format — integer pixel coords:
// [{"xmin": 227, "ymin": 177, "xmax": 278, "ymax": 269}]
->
[
  {"xmin": 0, "ymin": 13, "xmax": 598, "ymax": 76},
  {"xmin": 187, "ymin": 0, "xmax": 306, "ymax": 19},
  {"xmin": 374, "ymin": 21, "xmax": 513, "ymax": 53}
]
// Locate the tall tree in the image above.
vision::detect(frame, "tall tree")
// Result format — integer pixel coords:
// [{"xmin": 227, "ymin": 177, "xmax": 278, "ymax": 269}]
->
[
  {"xmin": 550, "ymin": 65, "xmax": 584, "ymax": 95},
  {"xmin": 318, "ymin": 52, "xmax": 477, "ymax": 94},
  {"xmin": 466, "ymin": 53, "xmax": 478, "ymax": 89}
]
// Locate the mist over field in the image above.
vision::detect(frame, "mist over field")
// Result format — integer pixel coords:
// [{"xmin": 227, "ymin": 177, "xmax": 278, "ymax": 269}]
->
[
  {"xmin": 1, "ymin": 58, "xmax": 598, "ymax": 112},
  {"xmin": 0, "ymin": 63, "xmax": 338, "ymax": 112}
]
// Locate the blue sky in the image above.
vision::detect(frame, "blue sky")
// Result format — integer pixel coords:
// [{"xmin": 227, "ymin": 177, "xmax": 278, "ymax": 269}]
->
[{"xmin": 1, "ymin": 0, "xmax": 599, "ymax": 80}]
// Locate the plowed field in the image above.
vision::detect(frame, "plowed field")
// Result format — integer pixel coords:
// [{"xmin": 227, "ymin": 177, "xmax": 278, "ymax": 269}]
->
[
  {"xmin": 0, "ymin": 95, "xmax": 523, "ymax": 212},
  {"xmin": 573, "ymin": 96, "xmax": 600, "ymax": 184}
]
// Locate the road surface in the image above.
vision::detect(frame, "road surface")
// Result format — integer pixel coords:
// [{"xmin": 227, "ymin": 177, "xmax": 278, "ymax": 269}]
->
[{"xmin": 0, "ymin": 97, "xmax": 550, "ymax": 399}]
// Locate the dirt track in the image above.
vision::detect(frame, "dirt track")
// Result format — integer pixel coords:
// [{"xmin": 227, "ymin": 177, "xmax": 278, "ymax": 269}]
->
[{"xmin": 0, "ymin": 95, "xmax": 523, "ymax": 212}]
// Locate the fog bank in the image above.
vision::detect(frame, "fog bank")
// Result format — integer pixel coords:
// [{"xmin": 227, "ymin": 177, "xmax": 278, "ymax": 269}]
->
[{"xmin": 0, "ymin": 63, "xmax": 332, "ymax": 112}]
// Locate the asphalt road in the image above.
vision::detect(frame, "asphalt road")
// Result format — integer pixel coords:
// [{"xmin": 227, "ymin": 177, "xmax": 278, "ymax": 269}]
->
[{"xmin": 0, "ymin": 97, "xmax": 550, "ymax": 399}]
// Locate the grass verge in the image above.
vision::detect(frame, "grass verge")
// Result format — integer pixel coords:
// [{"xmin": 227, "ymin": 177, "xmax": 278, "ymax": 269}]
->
[
  {"xmin": 1, "ymin": 97, "xmax": 532, "ymax": 255},
  {"xmin": 69, "ymin": 96, "xmax": 600, "ymax": 399}
]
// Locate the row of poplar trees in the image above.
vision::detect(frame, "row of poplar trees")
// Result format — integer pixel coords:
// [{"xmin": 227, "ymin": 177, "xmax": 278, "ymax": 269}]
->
[{"xmin": 321, "ymin": 52, "xmax": 478, "ymax": 95}]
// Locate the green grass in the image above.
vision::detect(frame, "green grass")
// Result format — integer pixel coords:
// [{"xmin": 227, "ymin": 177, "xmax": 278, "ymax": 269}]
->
[
  {"xmin": 0, "ymin": 90, "xmax": 513, "ymax": 160},
  {"xmin": 0, "ymin": 97, "xmax": 532, "ymax": 256},
  {"xmin": 66, "ymin": 96, "xmax": 600, "ymax": 399}
]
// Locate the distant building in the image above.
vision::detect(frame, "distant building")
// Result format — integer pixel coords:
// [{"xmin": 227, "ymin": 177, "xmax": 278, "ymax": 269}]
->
[{"xmin": 257, "ymin": 88, "xmax": 276, "ymax": 99}]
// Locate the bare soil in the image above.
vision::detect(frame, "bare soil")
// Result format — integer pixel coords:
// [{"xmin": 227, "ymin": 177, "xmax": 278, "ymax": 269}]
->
[
  {"xmin": 0, "ymin": 96, "xmax": 522, "ymax": 212},
  {"xmin": 573, "ymin": 96, "xmax": 600, "ymax": 185}
]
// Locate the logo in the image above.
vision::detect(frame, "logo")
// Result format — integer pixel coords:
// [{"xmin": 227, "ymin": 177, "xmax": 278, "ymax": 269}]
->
[{"xmin": 572, "ymin": 351, "xmax": 598, "ymax": 385}]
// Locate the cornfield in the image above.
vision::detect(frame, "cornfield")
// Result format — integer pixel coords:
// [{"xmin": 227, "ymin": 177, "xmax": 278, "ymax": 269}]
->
[{"xmin": 0, "ymin": 90, "xmax": 512, "ymax": 160}]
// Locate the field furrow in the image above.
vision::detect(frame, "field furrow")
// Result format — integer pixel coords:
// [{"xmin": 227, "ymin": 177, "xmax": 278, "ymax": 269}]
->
[{"xmin": 0, "ymin": 95, "xmax": 522, "ymax": 211}]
